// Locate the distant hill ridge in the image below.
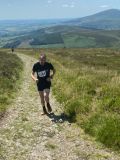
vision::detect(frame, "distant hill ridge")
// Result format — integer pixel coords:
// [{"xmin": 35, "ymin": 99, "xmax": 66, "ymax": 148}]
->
[{"xmin": 64, "ymin": 9, "xmax": 120, "ymax": 30}]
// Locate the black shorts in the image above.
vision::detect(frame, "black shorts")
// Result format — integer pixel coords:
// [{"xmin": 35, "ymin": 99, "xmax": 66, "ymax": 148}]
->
[{"xmin": 37, "ymin": 81, "xmax": 51, "ymax": 91}]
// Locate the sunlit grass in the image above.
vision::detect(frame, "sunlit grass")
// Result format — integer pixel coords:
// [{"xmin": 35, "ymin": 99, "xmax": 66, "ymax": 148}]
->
[{"xmin": 18, "ymin": 48, "xmax": 120, "ymax": 150}]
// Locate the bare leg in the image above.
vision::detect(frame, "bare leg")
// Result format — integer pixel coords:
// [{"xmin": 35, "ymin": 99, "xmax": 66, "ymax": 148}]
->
[
  {"xmin": 39, "ymin": 91, "xmax": 47, "ymax": 114},
  {"xmin": 44, "ymin": 89, "xmax": 50, "ymax": 103},
  {"xmin": 39, "ymin": 91, "xmax": 45, "ymax": 106},
  {"xmin": 44, "ymin": 89, "xmax": 52, "ymax": 113}
]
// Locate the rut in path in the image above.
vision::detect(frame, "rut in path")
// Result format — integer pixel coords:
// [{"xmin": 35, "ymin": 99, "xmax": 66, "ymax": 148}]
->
[{"xmin": 0, "ymin": 53, "xmax": 120, "ymax": 160}]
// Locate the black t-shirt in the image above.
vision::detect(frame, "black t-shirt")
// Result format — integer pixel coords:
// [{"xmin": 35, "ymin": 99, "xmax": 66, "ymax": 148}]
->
[{"xmin": 32, "ymin": 62, "xmax": 54, "ymax": 82}]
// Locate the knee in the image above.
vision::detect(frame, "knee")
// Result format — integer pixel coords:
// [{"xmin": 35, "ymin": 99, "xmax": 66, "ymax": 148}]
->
[{"xmin": 44, "ymin": 94, "xmax": 49, "ymax": 100}]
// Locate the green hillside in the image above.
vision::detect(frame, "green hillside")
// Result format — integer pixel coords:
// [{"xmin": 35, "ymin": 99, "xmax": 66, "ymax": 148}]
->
[
  {"xmin": 0, "ymin": 50, "xmax": 23, "ymax": 117},
  {"xmin": 2, "ymin": 25, "xmax": 120, "ymax": 49}
]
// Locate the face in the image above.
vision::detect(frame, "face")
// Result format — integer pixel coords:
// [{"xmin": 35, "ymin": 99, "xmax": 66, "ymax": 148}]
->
[{"xmin": 39, "ymin": 56, "xmax": 46, "ymax": 65}]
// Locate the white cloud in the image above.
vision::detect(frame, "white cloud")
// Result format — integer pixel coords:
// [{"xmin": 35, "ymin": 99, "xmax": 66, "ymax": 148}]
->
[
  {"xmin": 7, "ymin": 2, "xmax": 12, "ymax": 7},
  {"xmin": 100, "ymin": 5, "xmax": 109, "ymax": 8},
  {"xmin": 62, "ymin": 4, "xmax": 69, "ymax": 8},
  {"xmin": 47, "ymin": 0, "xmax": 52, "ymax": 4},
  {"xmin": 62, "ymin": 3, "xmax": 75, "ymax": 8},
  {"xmin": 70, "ymin": 4, "xmax": 75, "ymax": 8},
  {"xmin": 71, "ymin": 1, "xmax": 75, "ymax": 5}
]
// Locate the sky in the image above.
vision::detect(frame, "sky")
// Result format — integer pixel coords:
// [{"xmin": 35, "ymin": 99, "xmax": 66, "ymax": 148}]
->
[{"xmin": 0, "ymin": 0, "xmax": 120, "ymax": 20}]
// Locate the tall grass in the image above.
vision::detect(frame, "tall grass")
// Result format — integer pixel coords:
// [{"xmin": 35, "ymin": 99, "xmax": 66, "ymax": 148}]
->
[
  {"xmin": 19, "ymin": 48, "xmax": 120, "ymax": 150},
  {"xmin": 0, "ymin": 51, "xmax": 23, "ymax": 117}
]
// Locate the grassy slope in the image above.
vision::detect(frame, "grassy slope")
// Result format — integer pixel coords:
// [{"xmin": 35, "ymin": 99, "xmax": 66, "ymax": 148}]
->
[
  {"xmin": 18, "ymin": 48, "xmax": 120, "ymax": 151},
  {"xmin": 0, "ymin": 50, "xmax": 23, "ymax": 117}
]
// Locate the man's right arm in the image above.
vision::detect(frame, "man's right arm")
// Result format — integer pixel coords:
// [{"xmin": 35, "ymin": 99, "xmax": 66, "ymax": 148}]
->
[{"xmin": 31, "ymin": 71, "xmax": 38, "ymax": 82}]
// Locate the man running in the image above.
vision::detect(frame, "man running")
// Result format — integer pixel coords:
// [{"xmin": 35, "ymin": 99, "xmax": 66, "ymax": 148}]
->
[
  {"xmin": 11, "ymin": 47, "xmax": 14, "ymax": 53},
  {"xmin": 31, "ymin": 53, "xmax": 55, "ymax": 115}
]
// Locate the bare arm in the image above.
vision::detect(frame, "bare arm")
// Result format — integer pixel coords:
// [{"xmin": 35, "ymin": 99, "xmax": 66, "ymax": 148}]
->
[
  {"xmin": 31, "ymin": 71, "xmax": 38, "ymax": 82},
  {"xmin": 50, "ymin": 68, "xmax": 56, "ymax": 79},
  {"xmin": 47, "ymin": 68, "xmax": 56, "ymax": 82}
]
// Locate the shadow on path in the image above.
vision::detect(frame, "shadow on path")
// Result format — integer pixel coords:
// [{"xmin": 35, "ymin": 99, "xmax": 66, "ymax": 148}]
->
[{"xmin": 47, "ymin": 112, "xmax": 71, "ymax": 124}]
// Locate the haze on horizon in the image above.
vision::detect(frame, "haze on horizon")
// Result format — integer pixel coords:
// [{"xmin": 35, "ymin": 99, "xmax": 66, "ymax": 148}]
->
[{"xmin": 0, "ymin": 0, "xmax": 120, "ymax": 20}]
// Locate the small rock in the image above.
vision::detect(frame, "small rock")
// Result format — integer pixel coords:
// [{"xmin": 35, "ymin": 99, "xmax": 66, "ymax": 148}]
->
[{"xmin": 59, "ymin": 118, "xmax": 63, "ymax": 123}]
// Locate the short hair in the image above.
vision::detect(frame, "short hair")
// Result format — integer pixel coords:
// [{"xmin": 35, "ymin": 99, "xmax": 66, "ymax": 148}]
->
[{"xmin": 40, "ymin": 53, "xmax": 46, "ymax": 59}]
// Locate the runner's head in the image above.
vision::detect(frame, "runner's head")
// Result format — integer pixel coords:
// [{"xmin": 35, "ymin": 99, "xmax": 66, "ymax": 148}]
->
[{"xmin": 39, "ymin": 53, "xmax": 46, "ymax": 65}]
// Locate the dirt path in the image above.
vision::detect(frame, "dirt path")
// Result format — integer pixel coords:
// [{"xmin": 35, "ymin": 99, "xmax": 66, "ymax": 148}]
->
[{"xmin": 0, "ymin": 53, "xmax": 120, "ymax": 160}]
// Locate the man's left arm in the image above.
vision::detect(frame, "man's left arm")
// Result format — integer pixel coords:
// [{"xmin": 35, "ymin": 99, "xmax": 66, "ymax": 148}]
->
[
  {"xmin": 50, "ymin": 68, "xmax": 55, "ymax": 79},
  {"xmin": 50, "ymin": 62, "xmax": 55, "ymax": 79}
]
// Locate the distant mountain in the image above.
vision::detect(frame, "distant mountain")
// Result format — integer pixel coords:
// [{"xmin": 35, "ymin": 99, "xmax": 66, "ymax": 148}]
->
[{"xmin": 64, "ymin": 9, "xmax": 120, "ymax": 30}]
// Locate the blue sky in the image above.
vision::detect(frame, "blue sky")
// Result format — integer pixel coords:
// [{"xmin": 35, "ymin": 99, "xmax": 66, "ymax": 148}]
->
[{"xmin": 0, "ymin": 0, "xmax": 120, "ymax": 20}]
